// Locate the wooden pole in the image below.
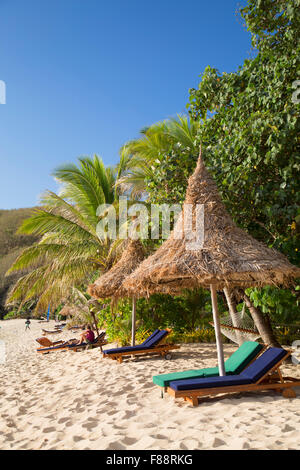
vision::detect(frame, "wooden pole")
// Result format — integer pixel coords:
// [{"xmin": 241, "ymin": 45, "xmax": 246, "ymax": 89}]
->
[
  {"xmin": 131, "ymin": 296, "xmax": 136, "ymax": 346},
  {"xmin": 210, "ymin": 285, "xmax": 226, "ymax": 376}
]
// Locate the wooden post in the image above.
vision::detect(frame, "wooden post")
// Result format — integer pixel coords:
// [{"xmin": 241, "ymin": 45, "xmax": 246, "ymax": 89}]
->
[
  {"xmin": 131, "ymin": 296, "xmax": 136, "ymax": 346},
  {"xmin": 210, "ymin": 285, "xmax": 226, "ymax": 376}
]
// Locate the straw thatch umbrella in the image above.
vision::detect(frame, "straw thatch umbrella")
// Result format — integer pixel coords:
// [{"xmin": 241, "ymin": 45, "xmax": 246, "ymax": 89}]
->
[
  {"xmin": 59, "ymin": 304, "xmax": 80, "ymax": 318},
  {"xmin": 88, "ymin": 239, "xmax": 145, "ymax": 345},
  {"xmin": 123, "ymin": 153, "xmax": 300, "ymax": 375}
]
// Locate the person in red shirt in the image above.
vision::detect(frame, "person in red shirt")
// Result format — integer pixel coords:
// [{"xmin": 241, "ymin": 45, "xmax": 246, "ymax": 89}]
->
[{"xmin": 78, "ymin": 325, "xmax": 95, "ymax": 345}]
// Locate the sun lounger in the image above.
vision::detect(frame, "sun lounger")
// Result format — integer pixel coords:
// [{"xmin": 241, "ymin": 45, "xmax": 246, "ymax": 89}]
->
[
  {"xmin": 167, "ymin": 347, "xmax": 300, "ymax": 406},
  {"xmin": 42, "ymin": 329, "xmax": 63, "ymax": 335},
  {"xmin": 102, "ymin": 329, "xmax": 180, "ymax": 363},
  {"xmin": 37, "ymin": 331, "xmax": 107, "ymax": 354},
  {"xmin": 54, "ymin": 323, "xmax": 66, "ymax": 329},
  {"xmin": 36, "ymin": 337, "xmax": 77, "ymax": 348},
  {"xmin": 153, "ymin": 341, "xmax": 264, "ymax": 391}
]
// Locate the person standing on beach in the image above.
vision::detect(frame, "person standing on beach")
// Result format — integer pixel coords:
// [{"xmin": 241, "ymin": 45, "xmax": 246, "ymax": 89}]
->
[{"xmin": 25, "ymin": 318, "xmax": 31, "ymax": 331}]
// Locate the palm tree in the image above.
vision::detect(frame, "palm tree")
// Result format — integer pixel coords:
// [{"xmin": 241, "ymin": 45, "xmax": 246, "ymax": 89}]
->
[
  {"xmin": 6, "ymin": 155, "xmax": 117, "ymax": 313},
  {"xmin": 116, "ymin": 115, "xmax": 199, "ymax": 199}
]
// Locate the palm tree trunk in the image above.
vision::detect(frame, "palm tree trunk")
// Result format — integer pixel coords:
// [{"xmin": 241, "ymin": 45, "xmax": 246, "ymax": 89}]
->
[
  {"xmin": 223, "ymin": 288, "xmax": 243, "ymax": 346},
  {"xmin": 91, "ymin": 311, "xmax": 99, "ymax": 336},
  {"xmin": 240, "ymin": 290, "xmax": 280, "ymax": 347}
]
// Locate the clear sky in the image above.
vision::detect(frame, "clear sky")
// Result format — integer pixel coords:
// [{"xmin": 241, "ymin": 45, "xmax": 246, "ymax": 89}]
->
[{"xmin": 0, "ymin": 0, "xmax": 251, "ymax": 210}]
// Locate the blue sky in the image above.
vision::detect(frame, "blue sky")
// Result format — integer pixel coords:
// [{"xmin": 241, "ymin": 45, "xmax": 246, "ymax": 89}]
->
[{"xmin": 0, "ymin": 0, "xmax": 251, "ymax": 209}]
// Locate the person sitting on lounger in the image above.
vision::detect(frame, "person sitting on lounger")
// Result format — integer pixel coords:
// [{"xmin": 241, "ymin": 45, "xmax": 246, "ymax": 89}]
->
[{"xmin": 78, "ymin": 325, "xmax": 95, "ymax": 345}]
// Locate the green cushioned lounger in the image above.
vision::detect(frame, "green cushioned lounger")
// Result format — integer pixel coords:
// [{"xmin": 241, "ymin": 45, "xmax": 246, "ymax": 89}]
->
[{"xmin": 153, "ymin": 341, "xmax": 263, "ymax": 389}]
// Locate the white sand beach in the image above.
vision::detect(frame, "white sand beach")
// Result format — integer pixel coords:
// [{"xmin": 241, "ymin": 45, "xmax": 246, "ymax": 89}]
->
[{"xmin": 0, "ymin": 319, "xmax": 299, "ymax": 450}]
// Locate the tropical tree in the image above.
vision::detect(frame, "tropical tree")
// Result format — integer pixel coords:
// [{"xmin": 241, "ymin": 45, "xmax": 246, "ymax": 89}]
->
[
  {"xmin": 6, "ymin": 155, "xmax": 117, "ymax": 313},
  {"xmin": 116, "ymin": 115, "xmax": 200, "ymax": 201}
]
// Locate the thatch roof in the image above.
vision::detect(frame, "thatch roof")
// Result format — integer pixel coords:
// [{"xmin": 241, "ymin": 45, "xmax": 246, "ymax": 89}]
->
[
  {"xmin": 88, "ymin": 239, "xmax": 146, "ymax": 299},
  {"xmin": 59, "ymin": 304, "xmax": 88, "ymax": 317},
  {"xmin": 123, "ymin": 155, "xmax": 300, "ymax": 296}
]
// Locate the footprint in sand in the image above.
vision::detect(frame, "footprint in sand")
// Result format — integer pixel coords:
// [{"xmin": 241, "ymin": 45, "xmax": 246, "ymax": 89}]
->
[
  {"xmin": 282, "ymin": 424, "xmax": 295, "ymax": 432},
  {"xmin": 43, "ymin": 427, "xmax": 56, "ymax": 433},
  {"xmin": 82, "ymin": 421, "xmax": 98, "ymax": 431},
  {"xmin": 107, "ymin": 441, "xmax": 126, "ymax": 450},
  {"xmin": 121, "ymin": 436, "xmax": 138, "ymax": 445},
  {"xmin": 58, "ymin": 417, "xmax": 69, "ymax": 424}
]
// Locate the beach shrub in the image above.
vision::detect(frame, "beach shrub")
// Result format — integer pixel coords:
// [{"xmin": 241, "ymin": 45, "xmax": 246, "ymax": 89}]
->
[
  {"xmin": 95, "ymin": 290, "xmax": 228, "ymax": 345},
  {"xmin": 3, "ymin": 310, "xmax": 29, "ymax": 320},
  {"xmin": 274, "ymin": 325, "xmax": 300, "ymax": 346}
]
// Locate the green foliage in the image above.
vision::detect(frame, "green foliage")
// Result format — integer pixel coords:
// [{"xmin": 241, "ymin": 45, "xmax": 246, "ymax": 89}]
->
[
  {"xmin": 170, "ymin": 327, "xmax": 219, "ymax": 344},
  {"xmin": 0, "ymin": 208, "xmax": 39, "ymax": 318},
  {"xmin": 3, "ymin": 310, "xmax": 27, "ymax": 320},
  {"xmin": 6, "ymin": 156, "xmax": 117, "ymax": 313},
  {"xmin": 96, "ymin": 289, "xmax": 219, "ymax": 345},
  {"xmin": 187, "ymin": 1, "xmax": 300, "ymax": 262},
  {"xmin": 3, "ymin": 0, "xmax": 299, "ymax": 341},
  {"xmin": 246, "ymin": 286, "xmax": 300, "ymax": 323},
  {"xmin": 186, "ymin": 0, "xmax": 300, "ymax": 327},
  {"xmin": 273, "ymin": 325, "xmax": 300, "ymax": 346},
  {"xmin": 116, "ymin": 115, "xmax": 200, "ymax": 203}
]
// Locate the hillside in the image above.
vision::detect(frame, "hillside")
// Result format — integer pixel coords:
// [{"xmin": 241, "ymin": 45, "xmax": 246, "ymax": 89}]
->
[{"xmin": 0, "ymin": 208, "xmax": 38, "ymax": 318}]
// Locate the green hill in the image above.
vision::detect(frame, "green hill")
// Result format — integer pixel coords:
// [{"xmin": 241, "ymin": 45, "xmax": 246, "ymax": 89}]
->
[{"xmin": 0, "ymin": 208, "xmax": 38, "ymax": 318}]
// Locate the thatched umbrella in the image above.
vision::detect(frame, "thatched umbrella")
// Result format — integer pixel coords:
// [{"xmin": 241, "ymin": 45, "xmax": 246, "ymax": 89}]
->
[
  {"xmin": 59, "ymin": 305, "xmax": 80, "ymax": 318},
  {"xmin": 88, "ymin": 239, "xmax": 145, "ymax": 345},
  {"xmin": 123, "ymin": 153, "xmax": 300, "ymax": 375}
]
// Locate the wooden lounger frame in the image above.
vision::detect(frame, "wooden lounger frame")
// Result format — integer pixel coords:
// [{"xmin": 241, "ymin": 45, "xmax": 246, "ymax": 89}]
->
[
  {"xmin": 37, "ymin": 332, "xmax": 107, "ymax": 354},
  {"xmin": 42, "ymin": 329, "xmax": 63, "ymax": 335},
  {"xmin": 167, "ymin": 350, "xmax": 300, "ymax": 406},
  {"xmin": 36, "ymin": 337, "xmax": 77, "ymax": 348},
  {"xmin": 70, "ymin": 338, "xmax": 108, "ymax": 353},
  {"xmin": 103, "ymin": 329, "xmax": 180, "ymax": 363},
  {"xmin": 158, "ymin": 344, "xmax": 268, "ymax": 398}
]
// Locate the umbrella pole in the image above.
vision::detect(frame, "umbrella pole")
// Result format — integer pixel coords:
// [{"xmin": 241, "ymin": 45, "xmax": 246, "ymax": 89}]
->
[
  {"xmin": 210, "ymin": 285, "xmax": 226, "ymax": 376},
  {"xmin": 131, "ymin": 296, "xmax": 136, "ymax": 346}
]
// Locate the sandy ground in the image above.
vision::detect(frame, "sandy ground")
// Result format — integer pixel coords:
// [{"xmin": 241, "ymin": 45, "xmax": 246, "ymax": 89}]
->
[{"xmin": 0, "ymin": 319, "xmax": 299, "ymax": 450}]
